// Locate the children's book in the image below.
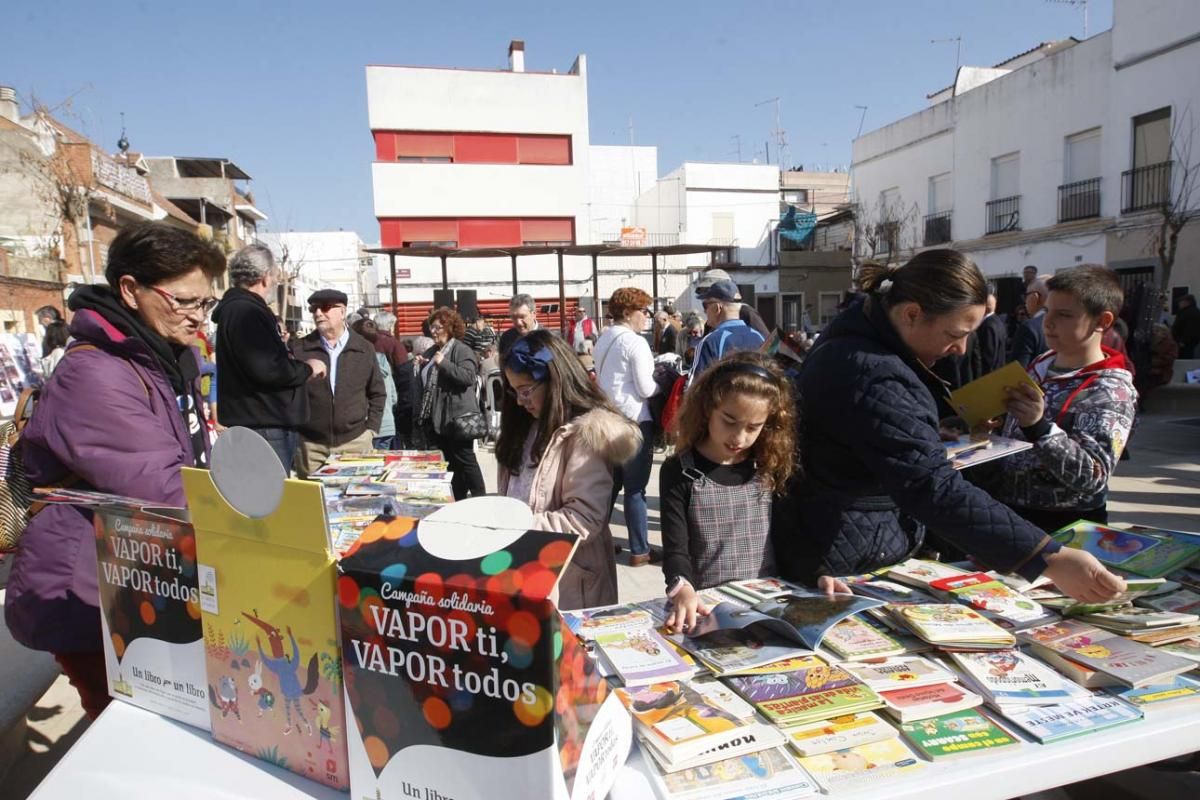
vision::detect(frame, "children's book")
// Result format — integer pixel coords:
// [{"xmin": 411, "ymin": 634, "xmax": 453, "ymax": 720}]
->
[
  {"xmin": 841, "ymin": 656, "xmax": 958, "ymax": 693},
  {"xmin": 948, "ymin": 361, "xmax": 1043, "ymax": 427},
  {"xmin": 1019, "ymin": 619, "xmax": 1196, "ymax": 687},
  {"xmin": 796, "ymin": 737, "xmax": 925, "ymax": 792},
  {"xmin": 1078, "ymin": 606, "xmax": 1199, "ymax": 631},
  {"xmin": 782, "ymin": 711, "xmax": 899, "ymax": 757},
  {"xmin": 1039, "ymin": 578, "xmax": 1167, "ymax": 615},
  {"xmin": 632, "ymin": 741, "xmax": 820, "ymax": 800},
  {"xmin": 946, "ymin": 650, "xmax": 1082, "ymax": 706},
  {"xmin": 928, "ymin": 572, "xmax": 1051, "ymax": 626},
  {"xmin": 878, "ymin": 682, "xmax": 983, "ymax": 723},
  {"xmin": 886, "ymin": 559, "xmax": 970, "ymax": 589},
  {"xmin": 1128, "ymin": 623, "xmax": 1200, "ymax": 646},
  {"xmin": 686, "ymin": 593, "xmax": 886, "ymax": 652},
  {"xmin": 891, "ymin": 604, "xmax": 1017, "ymax": 649},
  {"xmin": 849, "ymin": 579, "xmax": 940, "ymax": 606},
  {"xmin": 596, "ymin": 628, "xmax": 695, "ymax": 687},
  {"xmin": 723, "ymin": 656, "xmax": 883, "ymax": 727},
  {"xmin": 1137, "ymin": 588, "xmax": 1200, "ymax": 614},
  {"xmin": 821, "ymin": 615, "xmax": 907, "ymax": 661},
  {"xmin": 1158, "ymin": 635, "xmax": 1200, "ymax": 663},
  {"xmin": 1107, "ymin": 675, "xmax": 1200, "ymax": 710},
  {"xmin": 718, "ymin": 577, "xmax": 807, "ymax": 604},
  {"xmin": 1025, "ymin": 647, "xmax": 1119, "ymax": 689},
  {"xmin": 898, "ymin": 708, "xmax": 1020, "ymax": 760},
  {"xmin": 945, "ymin": 435, "xmax": 1034, "ymax": 471},
  {"xmin": 994, "ymin": 695, "xmax": 1143, "ymax": 744},
  {"xmin": 1053, "ymin": 521, "xmax": 1200, "ymax": 578},
  {"xmin": 562, "ymin": 604, "xmax": 656, "ymax": 638}
]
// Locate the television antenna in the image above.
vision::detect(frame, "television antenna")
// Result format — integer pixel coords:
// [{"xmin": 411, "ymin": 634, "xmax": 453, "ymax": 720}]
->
[
  {"xmin": 1047, "ymin": 0, "xmax": 1089, "ymax": 38},
  {"xmin": 931, "ymin": 35, "xmax": 963, "ymax": 71},
  {"xmin": 755, "ymin": 97, "xmax": 788, "ymax": 168}
]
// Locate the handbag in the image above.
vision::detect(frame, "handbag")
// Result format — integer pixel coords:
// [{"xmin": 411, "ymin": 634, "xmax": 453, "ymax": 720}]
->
[
  {"xmin": 0, "ymin": 388, "xmax": 42, "ymax": 552},
  {"xmin": 445, "ymin": 410, "xmax": 488, "ymax": 441}
]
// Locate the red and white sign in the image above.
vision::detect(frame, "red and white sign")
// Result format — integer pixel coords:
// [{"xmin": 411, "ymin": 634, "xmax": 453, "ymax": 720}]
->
[{"xmin": 619, "ymin": 226, "xmax": 647, "ymax": 248}]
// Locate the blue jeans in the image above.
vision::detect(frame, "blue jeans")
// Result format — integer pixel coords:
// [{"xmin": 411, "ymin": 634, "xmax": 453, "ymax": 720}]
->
[
  {"xmin": 250, "ymin": 427, "xmax": 299, "ymax": 475},
  {"xmin": 618, "ymin": 420, "xmax": 655, "ymax": 556}
]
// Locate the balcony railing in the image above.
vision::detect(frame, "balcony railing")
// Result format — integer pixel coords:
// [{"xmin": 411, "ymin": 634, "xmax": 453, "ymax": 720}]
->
[
  {"xmin": 985, "ymin": 195, "xmax": 1021, "ymax": 235},
  {"xmin": 1122, "ymin": 160, "xmax": 1172, "ymax": 213},
  {"xmin": 923, "ymin": 210, "xmax": 952, "ymax": 245},
  {"xmin": 1057, "ymin": 177, "xmax": 1101, "ymax": 222},
  {"xmin": 91, "ymin": 152, "xmax": 151, "ymax": 205}
]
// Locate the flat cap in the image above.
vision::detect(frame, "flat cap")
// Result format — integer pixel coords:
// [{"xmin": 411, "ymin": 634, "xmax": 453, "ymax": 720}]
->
[{"xmin": 307, "ymin": 289, "xmax": 348, "ymax": 306}]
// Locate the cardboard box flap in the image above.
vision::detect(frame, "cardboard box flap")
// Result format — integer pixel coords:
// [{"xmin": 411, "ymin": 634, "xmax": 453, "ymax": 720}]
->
[
  {"xmin": 181, "ymin": 427, "xmax": 329, "ymax": 556},
  {"xmin": 36, "ymin": 487, "xmax": 189, "ymax": 523}
]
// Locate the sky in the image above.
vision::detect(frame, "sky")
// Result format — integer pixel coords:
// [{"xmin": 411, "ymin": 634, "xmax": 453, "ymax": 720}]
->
[{"xmin": 3, "ymin": 0, "xmax": 1112, "ymax": 242}]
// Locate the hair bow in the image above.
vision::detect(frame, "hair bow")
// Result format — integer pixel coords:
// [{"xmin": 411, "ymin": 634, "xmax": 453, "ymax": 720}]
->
[{"xmin": 504, "ymin": 339, "xmax": 554, "ymax": 381}]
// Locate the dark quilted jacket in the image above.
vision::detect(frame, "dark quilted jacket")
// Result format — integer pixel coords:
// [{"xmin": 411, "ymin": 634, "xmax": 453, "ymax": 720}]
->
[{"xmin": 776, "ymin": 297, "xmax": 1058, "ymax": 584}]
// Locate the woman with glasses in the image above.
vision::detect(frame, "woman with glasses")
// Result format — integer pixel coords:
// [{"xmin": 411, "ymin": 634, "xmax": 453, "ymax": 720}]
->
[
  {"xmin": 497, "ymin": 331, "xmax": 641, "ymax": 609},
  {"xmin": 6, "ymin": 221, "xmax": 225, "ymax": 719},
  {"xmin": 591, "ymin": 287, "xmax": 658, "ymax": 566},
  {"xmin": 416, "ymin": 307, "xmax": 486, "ymax": 500}
]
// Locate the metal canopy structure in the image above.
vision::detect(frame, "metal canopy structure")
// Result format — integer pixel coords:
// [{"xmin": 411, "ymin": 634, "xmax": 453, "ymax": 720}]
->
[{"xmin": 365, "ymin": 243, "xmax": 730, "ymax": 333}]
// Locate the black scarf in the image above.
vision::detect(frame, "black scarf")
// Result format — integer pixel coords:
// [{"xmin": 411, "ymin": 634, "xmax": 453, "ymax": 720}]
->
[{"xmin": 69, "ymin": 285, "xmax": 205, "ymax": 464}]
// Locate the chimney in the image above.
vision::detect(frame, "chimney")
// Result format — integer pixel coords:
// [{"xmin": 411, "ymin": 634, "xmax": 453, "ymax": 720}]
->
[
  {"xmin": 0, "ymin": 87, "xmax": 18, "ymax": 123},
  {"xmin": 508, "ymin": 40, "xmax": 525, "ymax": 73}
]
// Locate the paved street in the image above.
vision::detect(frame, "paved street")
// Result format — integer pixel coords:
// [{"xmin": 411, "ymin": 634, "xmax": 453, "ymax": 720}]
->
[{"xmin": 4, "ymin": 411, "xmax": 1199, "ymax": 798}]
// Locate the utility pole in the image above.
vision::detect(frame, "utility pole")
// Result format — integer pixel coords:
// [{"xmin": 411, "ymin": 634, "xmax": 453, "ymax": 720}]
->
[
  {"xmin": 731, "ymin": 134, "xmax": 743, "ymax": 162},
  {"xmin": 931, "ymin": 35, "xmax": 963, "ymax": 72},
  {"xmin": 756, "ymin": 97, "xmax": 788, "ymax": 168},
  {"xmin": 855, "ymin": 105, "xmax": 869, "ymax": 139}
]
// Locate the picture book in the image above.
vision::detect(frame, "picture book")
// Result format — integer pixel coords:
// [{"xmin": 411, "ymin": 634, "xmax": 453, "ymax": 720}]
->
[
  {"xmin": 1039, "ymin": 578, "xmax": 1167, "ymax": 616},
  {"xmin": 796, "ymin": 737, "xmax": 925, "ymax": 792},
  {"xmin": 899, "ymin": 708, "xmax": 1020, "ymax": 760},
  {"xmin": 1108, "ymin": 675, "xmax": 1200, "ymax": 710},
  {"xmin": 841, "ymin": 656, "xmax": 957, "ymax": 693},
  {"xmin": 886, "ymin": 559, "xmax": 970, "ymax": 589},
  {"xmin": 948, "ymin": 361, "xmax": 1043, "ymax": 427},
  {"xmin": 946, "ymin": 650, "xmax": 1081, "ymax": 705},
  {"xmin": 849, "ymin": 579, "xmax": 940, "ymax": 606},
  {"xmin": 719, "ymin": 577, "xmax": 806, "ymax": 604},
  {"xmin": 878, "ymin": 682, "xmax": 983, "ymax": 723},
  {"xmin": 1018, "ymin": 619, "xmax": 1196, "ymax": 687},
  {"xmin": 1025, "ymin": 647, "xmax": 1119, "ymax": 689},
  {"xmin": 1079, "ymin": 606, "xmax": 1199, "ymax": 632},
  {"xmin": 945, "ymin": 435, "xmax": 1034, "ymax": 471},
  {"xmin": 668, "ymin": 630, "xmax": 806, "ymax": 677},
  {"xmin": 686, "ymin": 593, "xmax": 886, "ymax": 652},
  {"xmin": 994, "ymin": 695, "xmax": 1143, "ymax": 744},
  {"xmin": 1138, "ymin": 589, "xmax": 1200, "ymax": 614},
  {"xmin": 821, "ymin": 615, "xmax": 906, "ymax": 661},
  {"xmin": 632, "ymin": 742, "xmax": 820, "ymax": 800},
  {"xmin": 892, "ymin": 604, "xmax": 1017, "ymax": 649},
  {"xmin": 338, "ymin": 495, "xmax": 630, "ymax": 800},
  {"xmin": 928, "ymin": 572, "xmax": 1050, "ymax": 625},
  {"xmin": 1158, "ymin": 635, "xmax": 1200, "ymax": 663},
  {"xmin": 562, "ymin": 604, "xmax": 655, "ymax": 638},
  {"xmin": 1053, "ymin": 521, "xmax": 1200, "ymax": 578},
  {"xmin": 596, "ymin": 628, "xmax": 695, "ymax": 686},
  {"xmin": 184, "ymin": 434, "xmax": 350, "ymax": 790},
  {"xmin": 724, "ymin": 657, "xmax": 883, "ymax": 727},
  {"xmin": 38, "ymin": 489, "xmax": 209, "ymax": 729},
  {"xmin": 1128, "ymin": 623, "xmax": 1200, "ymax": 646},
  {"xmin": 782, "ymin": 711, "xmax": 899, "ymax": 757}
]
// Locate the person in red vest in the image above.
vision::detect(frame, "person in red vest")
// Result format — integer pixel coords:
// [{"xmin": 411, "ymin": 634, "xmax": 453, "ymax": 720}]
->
[{"xmin": 568, "ymin": 306, "xmax": 598, "ymax": 354}]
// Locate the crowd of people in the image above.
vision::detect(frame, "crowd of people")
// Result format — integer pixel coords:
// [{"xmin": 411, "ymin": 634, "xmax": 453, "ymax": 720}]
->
[{"xmin": 5, "ymin": 218, "xmax": 1193, "ymax": 716}]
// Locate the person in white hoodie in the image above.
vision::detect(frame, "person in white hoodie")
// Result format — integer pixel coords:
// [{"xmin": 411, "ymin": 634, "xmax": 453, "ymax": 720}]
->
[{"xmin": 592, "ymin": 287, "xmax": 658, "ymax": 565}]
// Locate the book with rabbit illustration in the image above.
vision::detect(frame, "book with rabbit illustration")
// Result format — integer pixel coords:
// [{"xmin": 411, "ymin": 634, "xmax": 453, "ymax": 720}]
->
[
  {"xmin": 36, "ymin": 488, "xmax": 209, "ymax": 729},
  {"xmin": 184, "ymin": 432, "xmax": 350, "ymax": 791}
]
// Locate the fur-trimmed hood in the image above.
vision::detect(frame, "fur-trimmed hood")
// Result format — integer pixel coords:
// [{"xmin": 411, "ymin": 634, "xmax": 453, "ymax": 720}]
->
[{"xmin": 561, "ymin": 407, "xmax": 642, "ymax": 466}]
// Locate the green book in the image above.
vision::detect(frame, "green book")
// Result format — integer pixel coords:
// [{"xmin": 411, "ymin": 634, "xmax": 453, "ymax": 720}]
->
[
  {"xmin": 1053, "ymin": 521, "xmax": 1200, "ymax": 578},
  {"xmin": 899, "ymin": 709, "xmax": 1020, "ymax": 761}
]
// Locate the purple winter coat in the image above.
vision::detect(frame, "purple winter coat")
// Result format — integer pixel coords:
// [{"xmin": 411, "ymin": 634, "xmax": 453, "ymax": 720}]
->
[{"xmin": 4, "ymin": 309, "xmax": 209, "ymax": 654}]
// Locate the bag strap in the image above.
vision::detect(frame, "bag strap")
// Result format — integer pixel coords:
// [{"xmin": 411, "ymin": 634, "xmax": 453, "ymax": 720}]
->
[{"xmin": 596, "ymin": 326, "xmax": 632, "ymax": 378}]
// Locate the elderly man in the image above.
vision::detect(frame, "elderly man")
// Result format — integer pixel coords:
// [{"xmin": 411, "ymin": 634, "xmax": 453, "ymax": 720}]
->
[
  {"xmin": 693, "ymin": 268, "xmax": 770, "ymax": 338},
  {"xmin": 497, "ymin": 293, "xmax": 540, "ymax": 355},
  {"xmin": 291, "ymin": 289, "xmax": 386, "ymax": 477},
  {"xmin": 687, "ymin": 279, "xmax": 765, "ymax": 387},
  {"xmin": 1012, "ymin": 273, "xmax": 1051, "ymax": 367},
  {"xmin": 212, "ymin": 244, "xmax": 325, "ymax": 471}
]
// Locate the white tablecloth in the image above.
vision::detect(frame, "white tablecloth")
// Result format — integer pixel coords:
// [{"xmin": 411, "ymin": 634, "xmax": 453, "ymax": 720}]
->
[{"xmin": 30, "ymin": 699, "xmax": 1200, "ymax": 800}]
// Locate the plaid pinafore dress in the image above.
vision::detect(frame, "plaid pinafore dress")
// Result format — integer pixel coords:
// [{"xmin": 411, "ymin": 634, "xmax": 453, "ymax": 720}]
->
[{"xmin": 681, "ymin": 449, "xmax": 776, "ymax": 589}]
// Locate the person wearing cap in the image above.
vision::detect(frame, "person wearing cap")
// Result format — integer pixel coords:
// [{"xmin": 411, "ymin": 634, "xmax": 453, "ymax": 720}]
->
[
  {"xmin": 291, "ymin": 288, "xmax": 386, "ymax": 477},
  {"xmin": 694, "ymin": 269, "xmax": 771, "ymax": 339},
  {"xmin": 687, "ymin": 279, "xmax": 765, "ymax": 388},
  {"xmin": 212, "ymin": 244, "xmax": 326, "ymax": 472}
]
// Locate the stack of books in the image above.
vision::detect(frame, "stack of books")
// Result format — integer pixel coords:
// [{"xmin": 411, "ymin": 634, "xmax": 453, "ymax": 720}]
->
[
  {"xmin": 840, "ymin": 655, "xmax": 958, "ymax": 693},
  {"xmin": 927, "ymin": 572, "xmax": 1054, "ymax": 628},
  {"xmin": 946, "ymin": 650, "xmax": 1084, "ymax": 707},
  {"xmin": 724, "ymin": 655, "xmax": 884, "ymax": 727},
  {"xmin": 1018, "ymin": 619, "xmax": 1197, "ymax": 688},
  {"xmin": 629, "ymin": 742, "xmax": 820, "ymax": 800},
  {"xmin": 1053, "ymin": 521, "xmax": 1200, "ymax": 579},
  {"xmin": 878, "ymin": 681, "xmax": 984, "ymax": 723},
  {"xmin": 889, "ymin": 604, "xmax": 1017, "ymax": 650}
]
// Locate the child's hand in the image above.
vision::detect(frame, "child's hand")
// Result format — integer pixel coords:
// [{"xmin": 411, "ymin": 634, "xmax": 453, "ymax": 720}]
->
[
  {"xmin": 1004, "ymin": 384, "xmax": 1045, "ymax": 428},
  {"xmin": 666, "ymin": 583, "xmax": 710, "ymax": 634},
  {"xmin": 817, "ymin": 575, "xmax": 852, "ymax": 597},
  {"xmin": 1042, "ymin": 548, "xmax": 1127, "ymax": 603}
]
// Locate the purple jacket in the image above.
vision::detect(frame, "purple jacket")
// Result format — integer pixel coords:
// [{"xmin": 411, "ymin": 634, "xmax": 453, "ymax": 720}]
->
[{"xmin": 4, "ymin": 309, "xmax": 209, "ymax": 653}]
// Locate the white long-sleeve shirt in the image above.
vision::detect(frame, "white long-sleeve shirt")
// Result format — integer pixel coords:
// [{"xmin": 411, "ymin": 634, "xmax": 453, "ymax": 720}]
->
[{"xmin": 593, "ymin": 325, "xmax": 657, "ymax": 422}]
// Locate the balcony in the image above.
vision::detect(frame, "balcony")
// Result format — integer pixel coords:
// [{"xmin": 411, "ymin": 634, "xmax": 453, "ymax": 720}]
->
[
  {"xmin": 985, "ymin": 195, "xmax": 1021, "ymax": 235},
  {"xmin": 1058, "ymin": 178, "xmax": 1101, "ymax": 222},
  {"xmin": 1122, "ymin": 161, "xmax": 1172, "ymax": 213},
  {"xmin": 923, "ymin": 210, "xmax": 952, "ymax": 246},
  {"xmin": 91, "ymin": 152, "xmax": 152, "ymax": 205}
]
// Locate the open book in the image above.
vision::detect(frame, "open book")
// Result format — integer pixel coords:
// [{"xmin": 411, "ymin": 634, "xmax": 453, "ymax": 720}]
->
[{"xmin": 686, "ymin": 593, "xmax": 886, "ymax": 652}]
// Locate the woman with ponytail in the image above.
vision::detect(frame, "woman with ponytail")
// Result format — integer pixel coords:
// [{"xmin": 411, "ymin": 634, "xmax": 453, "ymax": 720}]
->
[{"xmin": 779, "ymin": 249, "xmax": 1125, "ymax": 604}]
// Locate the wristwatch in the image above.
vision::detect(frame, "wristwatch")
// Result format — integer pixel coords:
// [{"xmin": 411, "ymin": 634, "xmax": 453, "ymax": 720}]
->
[{"xmin": 666, "ymin": 574, "xmax": 690, "ymax": 598}]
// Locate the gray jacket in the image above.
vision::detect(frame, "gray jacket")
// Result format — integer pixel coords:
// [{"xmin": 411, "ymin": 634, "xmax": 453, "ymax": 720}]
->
[{"xmin": 422, "ymin": 338, "xmax": 480, "ymax": 436}]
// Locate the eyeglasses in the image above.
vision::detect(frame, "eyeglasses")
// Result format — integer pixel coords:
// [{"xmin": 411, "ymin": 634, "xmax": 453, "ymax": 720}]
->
[
  {"xmin": 642, "ymin": 307, "xmax": 653, "ymax": 315},
  {"xmin": 508, "ymin": 382, "xmax": 542, "ymax": 402},
  {"xmin": 429, "ymin": 322, "xmax": 445, "ymax": 333},
  {"xmin": 309, "ymin": 303, "xmax": 344, "ymax": 314},
  {"xmin": 147, "ymin": 285, "xmax": 217, "ymax": 314}
]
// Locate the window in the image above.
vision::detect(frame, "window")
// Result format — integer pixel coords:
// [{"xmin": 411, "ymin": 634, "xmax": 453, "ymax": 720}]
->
[
  {"xmin": 1065, "ymin": 128, "xmax": 1101, "ymax": 183},
  {"xmin": 818, "ymin": 292, "xmax": 841, "ymax": 327},
  {"xmin": 784, "ymin": 189, "xmax": 808, "ymax": 205},
  {"xmin": 781, "ymin": 293, "xmax": 806, "ymax": 332},
  {"xmin": 928, "ymin": 173, "xmax": 952, "ymax": 214},
  {"xmin": 1124, "ymin": 108, "xmax": 1173, "ymax": 212},
  {"xmin": 1132, "ymin": 107, "xmax": 1171, "ymax": 169},
  {"xmin": 711, "ymin": 213, "xmax": 735, "ymax": 245},
  {"xmin": 374, "ymin": 131, "xmax": 572, "ymax": 165},
  {"xmin": 990, "ymin": 153, "xmax": 1020, "ymax": 200}
]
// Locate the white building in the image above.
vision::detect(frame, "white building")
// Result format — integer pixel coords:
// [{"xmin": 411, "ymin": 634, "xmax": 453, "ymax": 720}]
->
[
  {"xmin": 851, "ymin": 0, "xmax": 1200, "ymax": 312},
  {"xmin": 258, "ymin": 231, "xmax": 372, "ymax": 331}
]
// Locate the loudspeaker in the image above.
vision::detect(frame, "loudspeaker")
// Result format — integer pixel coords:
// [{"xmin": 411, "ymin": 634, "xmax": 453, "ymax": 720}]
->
[
  {"xmin": 456, "ymin": 289, "xmax": 479, "ymax": 321},
  {"xmin": 433, "ymin": 289, "xmax": 455, "ymax": 311},
  {"xmin": 737, "ymin": 283, "xmax": 756, "ymax": 305}
]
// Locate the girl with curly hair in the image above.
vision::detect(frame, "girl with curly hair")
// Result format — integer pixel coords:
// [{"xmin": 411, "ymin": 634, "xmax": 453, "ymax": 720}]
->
[{"xmin": 659, "ymin": 351, "xmax": 797, "ymax": 632}]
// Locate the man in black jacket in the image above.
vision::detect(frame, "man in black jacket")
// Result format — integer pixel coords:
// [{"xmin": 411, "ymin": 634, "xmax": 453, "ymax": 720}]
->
[
  {"xmin": 213, "ymin": 244, "xmax": 325, "ymax": 472},
  {"xmin": 977, "ymin": 283, "xmax": 1008, "ymax": 374},
  {"xmin": 1011, "ymin": 274, "xmax": 1050, "ymax": 367},
  {"xmin": 291, "ymin": 289, "xmax": 387, "ymax": 477}
]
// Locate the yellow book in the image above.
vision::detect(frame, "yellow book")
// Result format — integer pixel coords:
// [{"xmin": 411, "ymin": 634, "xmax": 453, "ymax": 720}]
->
[{"xmin": 948, "ymin": 361, "xmax": 1043, "ymax": 427}]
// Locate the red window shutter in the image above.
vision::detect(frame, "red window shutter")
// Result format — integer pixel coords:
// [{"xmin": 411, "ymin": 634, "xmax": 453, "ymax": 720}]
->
[
  {"xmin": 379, "ymin": 219, "xmax": 403, "ymax": 248},
  {"xmin": 392, "ymin": 133, "xmax": 454, "ymax": 159},
  {"xmin": 374, "ymin": 132, "xmax": 396, "ymax": 162},
  {"xmin": 517, "ymin": 135, "xmax": 572, "ymax": 165},
  {"xmin": 454, "ymin": 134, "xmax": 519, "ymax": 164},
  {"xmin": 521, "ymin": 218, "xmax": 575, "ymax": 244},
  {"xmin": 387, "ymin": 219, "xmax": 459, "ymax": 245},
  {"xmin": 458, "ymin": 219, "xmax": 523, "ymax": 247}
]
